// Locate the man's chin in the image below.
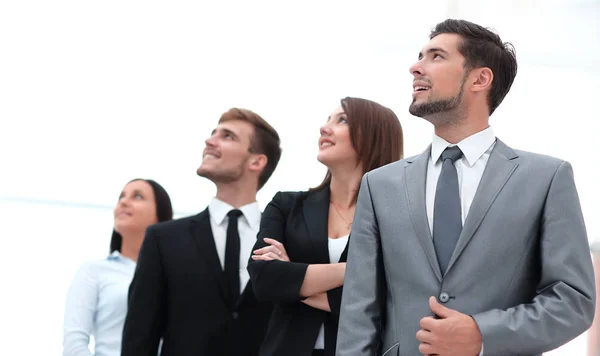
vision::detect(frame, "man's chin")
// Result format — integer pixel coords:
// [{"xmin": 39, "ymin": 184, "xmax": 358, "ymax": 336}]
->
[
  {"xmin": 409, "ymin": 104, "xmax": 426, "ymax": 118},
  {"xmin": 196, "ymin": 166, "xmax": 209, "ymax": 177}
]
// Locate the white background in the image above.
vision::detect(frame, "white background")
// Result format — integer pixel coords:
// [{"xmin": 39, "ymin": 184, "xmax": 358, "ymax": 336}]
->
[{"xmin": 0, "ymin": 0, "xmax": 598, "ymax": 354}]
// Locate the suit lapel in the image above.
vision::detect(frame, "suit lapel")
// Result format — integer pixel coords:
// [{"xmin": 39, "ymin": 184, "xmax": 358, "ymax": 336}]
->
[
  {"xmin": 237, "ymin": 260, "xmax": 259, "ymax": 308},
  {"xmin": 405, "ymin": 146, "xmax": 443, "ymax": 281},
  {"xmin": 189, "ymin": 209, "xmax": 229, "ymax": 302},
  {"xmin": 302, "ymin": 186, "xmax": 331, "ymax": 264},
  {"xmin": 446, "ymin": 139, "xmax": 519, "ymax": 272},
  {"xmin": 236, "ymin": 283, "xmax": 252, "ymax": 309}
]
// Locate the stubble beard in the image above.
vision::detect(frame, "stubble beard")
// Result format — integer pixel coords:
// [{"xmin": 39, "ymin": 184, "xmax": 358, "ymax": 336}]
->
[
  {"xmin": 409, "ymin": 74, "xmax": 468, "ymax": 127},
  {"xmin": 196, "ymin": 155, "xmax": 248, "ymax": 184}
]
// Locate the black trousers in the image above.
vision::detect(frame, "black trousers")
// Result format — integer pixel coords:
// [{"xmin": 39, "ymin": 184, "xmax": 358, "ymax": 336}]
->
[{"xmin": 312, "ymin": 350, "xmax": 325, "ymax": 356}]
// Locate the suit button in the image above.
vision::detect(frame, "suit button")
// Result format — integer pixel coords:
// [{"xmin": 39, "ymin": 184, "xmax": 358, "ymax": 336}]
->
[
  {"xmin": 231, "ymin": 312, "xmax": 239, "ymax": 320},
  {"xmin": 439, "ymin": 292, "xmax": 450, "ymax": 303}
]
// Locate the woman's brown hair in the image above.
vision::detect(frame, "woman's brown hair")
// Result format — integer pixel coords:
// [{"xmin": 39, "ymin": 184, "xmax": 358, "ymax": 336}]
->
[{"xmin": 312, "ymin": 97, "xmax": 404, "ymax": 201}]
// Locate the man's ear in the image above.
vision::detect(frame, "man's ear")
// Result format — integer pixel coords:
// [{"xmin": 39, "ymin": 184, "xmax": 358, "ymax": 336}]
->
[
  {"xmin": 248, "ymin": 153, "xmax": 268, "ymax": 174},
  {"xmin": 470, "ymin": 67, "xmax": 493, "ymax": 93}
]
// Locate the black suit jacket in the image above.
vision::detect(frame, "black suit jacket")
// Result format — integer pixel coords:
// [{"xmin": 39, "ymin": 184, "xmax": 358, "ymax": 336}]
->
[
  {"xmin": 121, "ymin": 209, "xmax": 272, "ymax": 356},
  {"xmin": 247, "ymin": 186, "xmax": 349, "ymax": 356}
]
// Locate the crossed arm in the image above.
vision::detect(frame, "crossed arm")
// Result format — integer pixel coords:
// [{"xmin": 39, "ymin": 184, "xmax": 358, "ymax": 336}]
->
[
  {"xmin": 247, "ymin": 192, "xmax": 345, "ymax": 313},
  {"xmin": 252, "ymin": 237, "xmax": 345, "ymax": 311}
]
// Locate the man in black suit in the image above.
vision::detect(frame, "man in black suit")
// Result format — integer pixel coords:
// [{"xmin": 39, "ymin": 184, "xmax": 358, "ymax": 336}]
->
[{"xmin": 121, "ymin": 108, "xmax": 282, "ymax": 356}]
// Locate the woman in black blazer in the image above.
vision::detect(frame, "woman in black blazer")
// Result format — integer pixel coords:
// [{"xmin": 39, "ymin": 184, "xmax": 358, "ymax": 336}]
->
[{"xmin": 248, "ymin": 97, "xmax": 404, "ymax": 356}]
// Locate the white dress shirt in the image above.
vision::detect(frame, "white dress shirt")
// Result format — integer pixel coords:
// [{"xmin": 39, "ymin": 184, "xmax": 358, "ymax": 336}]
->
[
  {"xmin": 314, "ymin": 235, "xmax": 349, "ymax": 350},
  {"xmin": 208, "ymin": 197, "xmax": 261, "ymax": 294},
  {"xmin": 63, "ymin": 251, "xmax": 136, "ymax": 356},
  {"xmin": 425, "ymin": 126, "xmax": 496, "ymax": 356},
  {"xmin": 426, "ymin": 127, "xmax": 496, "ymax": 232}
]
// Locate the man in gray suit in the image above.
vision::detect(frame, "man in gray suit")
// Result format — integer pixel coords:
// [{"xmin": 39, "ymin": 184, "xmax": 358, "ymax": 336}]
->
[{"xmin": 336, "ymin": 19, "xmax": 595, "ymax": 356}]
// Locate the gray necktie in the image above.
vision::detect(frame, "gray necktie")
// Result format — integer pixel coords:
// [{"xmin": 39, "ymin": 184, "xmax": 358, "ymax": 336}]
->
[{"xmin": 433, "ymin": 146, "xmax": 464, "ymax": 275}]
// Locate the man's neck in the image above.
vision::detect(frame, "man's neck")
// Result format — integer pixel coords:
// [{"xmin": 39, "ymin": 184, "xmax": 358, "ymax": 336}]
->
[
  {"xmin": 434, "ymin": 122, "xmax": 489, "ymax": 144},
  {"xmin": 215, "ymin": 180, "xmax": 258, "ymax": 208},
  {"xmin": 431, "ymin": 108, "xmax": 490, "ymax": 144},
  {"xmin": 423, "ymin": 100, "xmax": 490, "ymax": 144}
]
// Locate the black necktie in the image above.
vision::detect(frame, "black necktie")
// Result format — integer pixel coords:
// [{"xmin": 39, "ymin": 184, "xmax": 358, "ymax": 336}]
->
[
  {"xmin": 433, "ymin": 146, "xmax": 464, "ymax": 275},
  {"xmin": 225, "ymin": 209, "xmax": 243, "ymax": 307}
]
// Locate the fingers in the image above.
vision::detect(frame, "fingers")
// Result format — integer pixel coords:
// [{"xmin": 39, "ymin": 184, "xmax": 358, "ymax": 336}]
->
[
  {"xmin": 429, "ymin": 296, "xmax": 454, "ymax": 318},
  {"xmin": 263, "ymin": 238, "xmax": 287, "ymax": 253},
  {"xmin": 251, "ymin": 254, "xmax": 273, "ymax": 261},
  {"xmin": 419, "ymin": 316, "xmax": 437, "ymax": 331},
  {"xmin": 253, "ymin": 245, "xmax": 282, "ymax": 256},
  {"xmin": 417, "ymin": 341, "xmax": 435, "ymax": 355},
  {"xmin": 252, "ymin": 238, "xmax": 290, "ymax": 262},
  {"xmin": 416, "ymin": 328, "xmax": 436, "ymax": 355},
  {"xmin": 251, "ymin": 252, "xmax": 283, "ymax": 261},
  {"xmin": 416, "ymin": 329, "xmax": 434, "ymax": 343}
]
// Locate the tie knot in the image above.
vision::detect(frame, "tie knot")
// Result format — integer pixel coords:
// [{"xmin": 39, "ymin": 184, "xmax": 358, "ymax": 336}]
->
[
  {"xmin": 227, "ymin": 209, "xmax": 243, "ymax": 219},
  {"xmin": 441, "ymin": 146, "xmax": 463, "ymax": 163}
]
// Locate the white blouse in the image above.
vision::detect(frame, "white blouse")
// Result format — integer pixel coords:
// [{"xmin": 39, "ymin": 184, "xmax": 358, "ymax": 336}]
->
[{"xmin": 314, "ymin": 235, "xmax": 349, "ymax": 350}]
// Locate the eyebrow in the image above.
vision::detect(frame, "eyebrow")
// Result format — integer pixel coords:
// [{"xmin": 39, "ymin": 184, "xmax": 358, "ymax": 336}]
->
[
  {"xmin": 221, "ymin": 128, "xmax": 238, "ymax": 138},
  {"xmin": 418, "ymin": 47, "xmax": 450, "ymax": 59},
  {"xmin": 212, "ymin": 127, "xmax": 239, "ymax": 139},
  {"xmin": 327, "ymin": 112, "xmax": 347, "ymax": 121},
  {"xmin": 119, "ymin": 189, "xmax": 145, "ymax": 197}
]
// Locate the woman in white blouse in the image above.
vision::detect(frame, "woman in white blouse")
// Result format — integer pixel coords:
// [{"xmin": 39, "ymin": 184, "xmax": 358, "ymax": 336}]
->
[{"xmin": 63, "ymin": 179, "xmax": 173, "ymax": 356}]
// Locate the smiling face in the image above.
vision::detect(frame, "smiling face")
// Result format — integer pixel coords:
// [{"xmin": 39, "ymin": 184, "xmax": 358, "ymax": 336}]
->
[
  {"xmin": 113, "ymin": 180, "xmax": 158, "ymax": 236},
  {"xmin": 316, "ymin": 106, "xmax": 358, "ymax": 169},
  {"xmin": 196, "ymin": 119, "xmax": 255, "ymax": 184},
  {"xmin": 408, "ymin": 33, "xmax": 470, "ymax": 122}
]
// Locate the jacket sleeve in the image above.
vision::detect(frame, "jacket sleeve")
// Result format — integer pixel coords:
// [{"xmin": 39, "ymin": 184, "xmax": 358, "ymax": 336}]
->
[
  {"xmin": 472, "ymin": 161, "xmax": 595, "ymax": 355},
  {"xmin": 121, "ymin": 225, "xmax": 166, "ymax": 356},
  {"xmin": 335, "ymin": 174, "xmax": 386, "ymax": 356},
  {"xmin": 248, "ymin": 191, "xmax": 310, "ymax": 302}
]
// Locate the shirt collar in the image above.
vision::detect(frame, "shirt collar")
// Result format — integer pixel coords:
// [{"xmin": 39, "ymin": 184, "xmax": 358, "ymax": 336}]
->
[
  {"xmin": 431, "ymin": 126, "xmax": 496, "ymax": 167},
  {"xmin": 208, "ymin": 197, "xmax": 261, "ymax": 229},
  {"xmin": 108, "ymin": 251, "xmax": 121, "ymax": 260},
  {"xmin": 107, "ymin": 250, "xmax": 136, "ymax": 266}
]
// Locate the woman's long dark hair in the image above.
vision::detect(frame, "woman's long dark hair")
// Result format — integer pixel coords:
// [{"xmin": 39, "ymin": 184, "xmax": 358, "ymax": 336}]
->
[
  {"xmin": 311, "ymin": 97, "xmax": 404, "ymax": 201},
  {"xmin": 110, "ymin": 179, "xmax": 173, "ymax": 253}
]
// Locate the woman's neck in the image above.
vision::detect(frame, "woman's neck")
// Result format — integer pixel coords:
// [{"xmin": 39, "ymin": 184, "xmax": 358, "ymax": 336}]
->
[
  {"xmin": 119, "ymin": 232, "xmax": 145, "ymax": 262},
  {"xmin": 329, "ymin": 166, "xmax": 363, "ymax": 208}
]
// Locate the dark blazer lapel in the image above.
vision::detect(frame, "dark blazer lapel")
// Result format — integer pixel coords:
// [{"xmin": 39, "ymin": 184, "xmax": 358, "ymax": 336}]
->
[
  {"xmin": 405, "ymin": 146, "xmax": 443, "ymax": 281},
  {"xmin": 302, "ymin": 186, "xmax": 331, "ymax": 264},
  {"xmin": 190, "ymin": 209, "xmax": 229, "ymax": 302},
  {"xmin": 237, "ymin": 259, "xmax": 257, "ymax": 308},
  {"xmin": 446, "ymin": 139, "xmax": 519, "ymax": 272},
  {"xmin": 236, "ymin": 284, "xmax": 251, "ymax": 309}
]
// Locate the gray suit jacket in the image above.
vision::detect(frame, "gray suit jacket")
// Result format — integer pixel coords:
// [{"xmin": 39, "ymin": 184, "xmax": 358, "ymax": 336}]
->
[{"xmin": 336, "ymin": 139, "xmax": 595, "ymax": 356}]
